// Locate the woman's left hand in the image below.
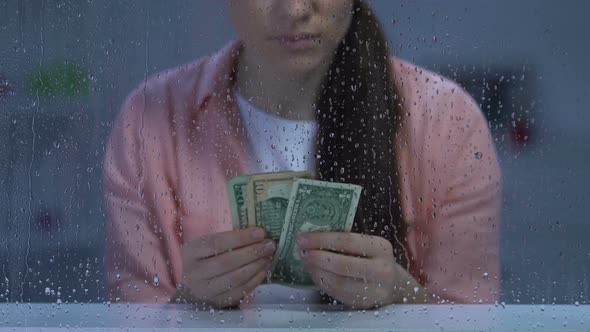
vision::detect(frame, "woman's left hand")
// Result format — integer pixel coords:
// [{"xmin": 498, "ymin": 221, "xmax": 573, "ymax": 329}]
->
[{"xmin": 297, "ymin": 232, "xmax": 426, "ymax": 309}]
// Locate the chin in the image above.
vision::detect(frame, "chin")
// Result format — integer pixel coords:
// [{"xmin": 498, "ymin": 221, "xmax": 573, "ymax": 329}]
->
[{"xmin": 276, "ymin": 54, "xmax": 329, "ymax": 77}]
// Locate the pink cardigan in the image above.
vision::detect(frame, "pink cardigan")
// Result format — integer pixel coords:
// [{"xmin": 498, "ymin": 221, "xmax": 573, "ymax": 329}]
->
[{"xmin": 103, "ymin": 40, "xmax": 502, "ymax": 304}]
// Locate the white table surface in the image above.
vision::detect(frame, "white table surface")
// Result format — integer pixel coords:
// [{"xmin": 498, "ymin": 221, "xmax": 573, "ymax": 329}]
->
[{"xmin": 0, "ymin": 302, "xmax": 588, "ymax": 331}]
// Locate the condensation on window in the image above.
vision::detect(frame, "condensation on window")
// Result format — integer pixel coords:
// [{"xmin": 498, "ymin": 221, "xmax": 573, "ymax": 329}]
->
[{"xmin": 0, "ymin": 1, "xmax": 587, "ymax": 327}]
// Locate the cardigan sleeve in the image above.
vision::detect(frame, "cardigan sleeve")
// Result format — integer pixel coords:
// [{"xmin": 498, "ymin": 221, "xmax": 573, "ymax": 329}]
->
[
  {"xmin": 412, "ymin": 82, "xmax": 502, "ymax": 304},
  {"xmin": 102, "ymin": 89, "xmax": 180, "ymax": 303}
]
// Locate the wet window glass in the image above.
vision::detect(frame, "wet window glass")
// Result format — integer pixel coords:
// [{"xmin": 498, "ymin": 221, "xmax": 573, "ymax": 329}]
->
[{"xmin": 0, "ymin": 1, "xmax": 588, "ymax": 330}]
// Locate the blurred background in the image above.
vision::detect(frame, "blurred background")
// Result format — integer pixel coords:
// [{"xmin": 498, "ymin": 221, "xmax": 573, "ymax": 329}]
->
[{"xmin": 0, "ymin": 0, "xmax": 588, "ymax": 304}]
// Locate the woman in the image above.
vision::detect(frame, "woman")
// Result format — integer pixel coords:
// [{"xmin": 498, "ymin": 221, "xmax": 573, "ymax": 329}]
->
[{"xmin": 103, "ymin": 0, "xmax": 501, "ymax": 309}]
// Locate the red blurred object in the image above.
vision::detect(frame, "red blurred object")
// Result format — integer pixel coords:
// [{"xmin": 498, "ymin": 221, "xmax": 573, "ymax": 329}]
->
[
  {"xmin": 36, "ymin": 207, "xmax": 61, "ymax": 233},
  {"xmin": 511, "ymin": 118, "xmax": 534, "ymax": 147}
]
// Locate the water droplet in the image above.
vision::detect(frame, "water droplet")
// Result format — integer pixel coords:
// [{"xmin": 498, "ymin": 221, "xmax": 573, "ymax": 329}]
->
[{"xmin": 474, "ymin": 152, "xmax": 483, "ymax": 160}]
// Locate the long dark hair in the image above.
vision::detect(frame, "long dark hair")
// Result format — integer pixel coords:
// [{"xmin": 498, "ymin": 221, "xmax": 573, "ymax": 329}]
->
[{"xmin": 315, "ymin": 0, "xmax": 408, "ymax": 268}]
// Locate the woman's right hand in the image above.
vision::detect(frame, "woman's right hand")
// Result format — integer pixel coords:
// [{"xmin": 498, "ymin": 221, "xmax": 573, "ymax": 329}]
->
[{"xmin": 179, "ymin": 227, "xmax": 275, "ymax": 308}]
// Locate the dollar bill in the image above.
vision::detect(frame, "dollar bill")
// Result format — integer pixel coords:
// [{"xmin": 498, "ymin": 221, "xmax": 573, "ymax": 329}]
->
[
  {"xmin": 272, "ymin": 178, "xmax": 362, "ymax": 286},
  {"xmin": 227, "ymin": 175, "xmax": 249, "ymax": 229},
  {"xmin": 246, "ymin": 171, "xmax": 312, "ymax": 241}
]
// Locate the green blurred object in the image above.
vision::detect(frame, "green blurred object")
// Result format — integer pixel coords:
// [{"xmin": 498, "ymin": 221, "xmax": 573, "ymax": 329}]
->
[{"xmin": 29, "ymin": 61, "xmax": 90, "ymax": 98}]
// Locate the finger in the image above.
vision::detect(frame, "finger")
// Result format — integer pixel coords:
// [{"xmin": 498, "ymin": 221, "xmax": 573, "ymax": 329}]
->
[
  {"xmin": 186, "ymin": 227, "xmax": 267, "ymax": 259},
  {"xmin": 307, "ymin": 267, "xmax": 382, "ymax": 309},
  {"xmin": 306, "ymin": 267, "xmax": 366, "ymax": 305},
  {"xmin": 193, "ymin": 239, "xmax": 275, "ymax": 279},
  {"xmin": 297, "ymin": 232, "xmax": 392, "ymax": 258},
  {"xmin": 209, "ymin": 263, "xmax": 270, "ymax": 308},
  {"xmin": 302, "ymin": 249, "xmax": 382, "ymax": 280},
  {"xmin": 204, "ymin": 257, "xmax": 272, "ymax": 297}
]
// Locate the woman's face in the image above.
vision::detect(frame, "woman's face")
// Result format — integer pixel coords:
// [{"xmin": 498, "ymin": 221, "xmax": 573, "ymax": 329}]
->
[{"xmin": 229, "ymin": 0, "xmax": 354, "ymax": 76}]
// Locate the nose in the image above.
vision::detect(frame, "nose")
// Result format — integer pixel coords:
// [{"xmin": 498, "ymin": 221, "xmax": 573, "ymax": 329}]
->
[{"xmin": 276, "ymin": 0, "xmax": 313, "ymax": 24}]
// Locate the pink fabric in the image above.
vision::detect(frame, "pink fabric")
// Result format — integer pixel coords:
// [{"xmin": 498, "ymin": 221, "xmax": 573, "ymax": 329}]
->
[{"xmin": 103, "ymin": 40, "xmax": 502, "ymax": 304}]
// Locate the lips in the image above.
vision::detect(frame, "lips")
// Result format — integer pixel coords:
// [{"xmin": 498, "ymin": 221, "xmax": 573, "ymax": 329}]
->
[
  {"xmin": 270, "ymin": 33, "xmax": 320, "ymax": 51},
  {"xmin": 273, "ymin": 33, "xmax": 318, "ymax": 42}
]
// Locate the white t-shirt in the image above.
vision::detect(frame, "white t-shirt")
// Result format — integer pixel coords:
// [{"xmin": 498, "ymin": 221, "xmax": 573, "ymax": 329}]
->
[
  {"xmin": 235, "ymin": 92, "xmax": 318, "ymax": 174},
  {"xmin": 234, "ymin": 91, "xmax": 320, "ymax": 303}
]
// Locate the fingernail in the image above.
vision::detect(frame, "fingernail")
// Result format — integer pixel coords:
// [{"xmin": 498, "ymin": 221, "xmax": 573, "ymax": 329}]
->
[
  {"xmin": 251, "ymin": 228, "xmax": 265, "ymax": 240},
  {"xmin": 299, "ymin": 248, "xmax": 306, "ymax": 258},
  {"xmin": 297, "ymin": 234, "xmax": 307, "ymax": 247},
  {"xmin": 264, "ymin": 240, "xmax": 276, "ymax": 253}
]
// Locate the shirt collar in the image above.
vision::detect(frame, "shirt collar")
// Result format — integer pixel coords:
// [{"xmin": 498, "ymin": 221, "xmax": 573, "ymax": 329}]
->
[{"xmin": 195, "ymin": 39, "xmax": 243, "ymax": 108}]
